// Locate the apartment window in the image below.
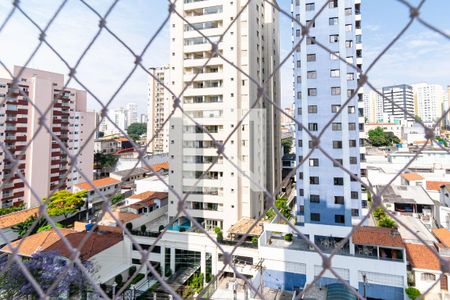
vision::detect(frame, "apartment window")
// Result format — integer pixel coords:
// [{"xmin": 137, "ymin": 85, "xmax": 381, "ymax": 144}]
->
[
  {"xmin": 332, "ymin": 123, "xmax": 342, "ymax": 131},
  {"xmin": 296, "ymin": 76, "xmax": 302, "ymax": 83},
  {"xmin": 307, "ymin": 54, "xmax": 316, "ymax": 61},
  {"xmin": 356, "ymin": 35, "xmax": 362, "ymax": 44},
  {"xmin": 329, "ymin": 17, "xmax": 338, "ymax": 26},
  {"xmin": 307, "ymin": 71, "xmax": 317, "ymax": 79},
  {"xmin": 331, "ymin": 105, "xmax": 341, "ymax": 113},
  {"xmin": 330, "ymin": 69, "xmax": 340, "ymax": 78},
  {"xmin": 421, "ymin": 273, "xmax": 436, "ymax": 281},
  {"xmin": 335, "ymin": 215, "xmax": 345, "ymax": 224},
  {"xmin": 307, "ymin": 37, "xmax": 316, "ymax": 45},
  {"xmin": 333, "ymin": 141, "xmax": 342, "ymax": 149},
  {"xmin": 309, "ymin": 158, "xmax": 319, "ymax": 167},
  {"xmin": 347, "ymin": 73, "xmax": 354, "ymax": 80},
  {"xmin": 330, "ymin": 52, "xmax": 339, "ymax": 60},
  {"xmin": 331, "ymin": 87, "xmax": 341, "ymax": 95},
  {"xmin": 334, "ymin": 177, "xmax": 344, "ymax": 186},
  {"xmin": 345, "ymin": 24, "xmax": 353, "ymax": 32},
  {"xmin": 308, "ymin": 105, "xmax": 317, "ymax": 113},
  {"xmin": 296, "ymin": 60, "xmax": 301, "ymax": 68},
  {"xmin": 329, "ymin": 0, "xmax": 338, "ymax": 8},
  {"xmin": 299, "ymin": 189, "xmax": 304, "ymax": 196},
  {"xmin": 296, "ymin": 29, "xmax": 301, "ymax": 37},
  {"xmin": 349, "ymin": 140, "xmax": 357, "ymax": 147},
  {"xmin": 310, "ymin": 176, "xmax": 320, "ymax": 185},
  {"xmin": 335, "ymin": 196, "xmax": 344, "ymax": 205},
  {"xmin": 298, "ymin": 107, "xmax": 302, "ymax": 115},
  {"xmin": 333, "ymin": 159, "xmax": 343, "ymax": 167},
  {"xmin": 308, "ymin": 88, "xmax": 317, "ymax": 96},
  {"xmin": 346, "ymin": 40, "xmax": 353, "ymax": 48},
  {"xmin": 310, "ymin": 213, "xmax": 320, "ymax": 222},
  {"xmin": 349, "ymin": 123, "xmax": 356, "ymax": 130},
  {"xmin": 310, "ymin": 194, "xmax": 320, "ymax": 203},
  {"xmin": 305, "ymin": 3, "xmax": 315, "ymax": 11},
  {"xmin": 299, "ymin": 172, "xmax": 303, "ymax": 179},
  {"xmin": 308, "ymin": 123, "xmax": 318, "ymax": 131},
  {"xmin": 306, "ymin": 20, "xmax": 315, "ymax": 27},
  {"xmin": 298, "ymin": 140, "xmax": 303, "ymax": 147},
  {"xmin": 329, "ymin": 34, "xmax": 339, "ymax": 43},
  {"xmin": 351, "ymin": 191, "xmax": 359, "ymax": 199},
  {"xmin": 348, "ymin": 106, "xmax": 356, "ymax": 113},
  {"xmin": 352, "ymin": 209, "xmax": 359, "ymax": 217},
  {"xmin": 350, "ymin": 157, "xmax": 357, "ymax": 164},
  {"xmin": 345, "ymin": 7, "xmax": 352, "ymax": 15},
  {"xmin": 297, "ymin": 91, "xmax": 302, "ymax": 99}
]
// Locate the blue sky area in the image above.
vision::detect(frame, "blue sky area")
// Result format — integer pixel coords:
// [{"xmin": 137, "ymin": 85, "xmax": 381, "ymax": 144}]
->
[{"xmin": 0, "ymin": 0, "xmax": 448, "ymax": 112}]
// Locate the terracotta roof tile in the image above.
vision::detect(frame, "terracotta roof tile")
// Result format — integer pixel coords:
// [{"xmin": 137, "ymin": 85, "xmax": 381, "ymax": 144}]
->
[
  {"xmin": 0, "ymin": 228, "xmax": 123, "ymax": 260},
  {"xmin": 75, "ymin": 177, "xmax": 121, "ymax": 191},
  {"xmin": 0, "ymin": 207, "xmax": 39, "ymax": 229},
  {"xmin": 400, "ymin": 173, "xmax": 424, "ymax": 181},
  {"xmin": 129, "ymin": 191, "xmax": 168, "ymax": 201},
  {"xmin": 352, "ymin": 226, "xmax": 404, "ymax": 248},
  {"xmin": 144, "ymin": 162, "xmax": 169, "ymax": 172},
  {"xmin": 406, "ymin": 243, "xmax": 442, "ymax": 270},
  {"xmin": 426, "ymin": 181, "xmax": 450, "ymax": 191},
  {"xmin": 433, "ymin": 228, "xmax": 450, "ymax": 248}
]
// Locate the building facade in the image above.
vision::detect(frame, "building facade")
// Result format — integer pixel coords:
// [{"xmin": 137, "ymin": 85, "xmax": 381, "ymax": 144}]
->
[
  {"xmin": 294, "ymin": 0, "xmax": 364, "ymax": 227},
  {"xmin": 147, "ymin": 66, "xmax": 171, "ymax": 154},
  {"xmin": 382, "ymin": 84, "xmax": 415, "ymax": 123},
  {"xmin": 168, "ymin": 0, "xmax": 281, "ymax": 231},
  {"xmin": 126, "ymin": 103, "xmax": 138, "ymax": 125},
  {"xmin": 363, "ymin": 89, "xmax": 383, "ymax": 123},
  {"xmin": 0, "ymin": 66, "xmax": 95, "ymax": 208},
  {"xmin": 413, "ymin": 83, "xmax": 445, "ymax": 125}
]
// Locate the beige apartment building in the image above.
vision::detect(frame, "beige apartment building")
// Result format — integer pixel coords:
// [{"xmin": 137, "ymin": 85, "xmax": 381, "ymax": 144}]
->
[
  {"xmin": 0, "ymin": 66, "xmax": 95, "ymax": 208},
  {"xmin": 168, "ymin": 0, "xmax": 281, "ymax": 231},
  {"xmin": 147, "ymin": 66, "xmax": 171, "ymax": 154}
]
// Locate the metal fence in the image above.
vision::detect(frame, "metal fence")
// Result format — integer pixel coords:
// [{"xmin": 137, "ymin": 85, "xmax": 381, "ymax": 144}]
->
[{"xmin": 0, "ymin": 0, "xmax": 449, "ymax": 299}]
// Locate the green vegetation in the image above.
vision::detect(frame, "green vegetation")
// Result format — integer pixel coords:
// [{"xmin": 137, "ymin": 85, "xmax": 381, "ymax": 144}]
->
[
  {"xmin": 216, "ymin": 230, "xmax": 223, "ymax": 243},
  {"xmin": 114, "ymin": 274, "xmax": 123, "ymax": 286},
  {"xmin": 130, "ymin": 273, "xmax": 145, "ymax": 285},
  {"xmin": 368, "ymin": 126, "xmax": 400, "ymax": 147},
  {"xmin": 405, "ymin": 287, "xmax": 421, "ymax": 299},
  {"xmin": 45, "ymin": 190, "xmax": 87, "ymax": 218},
  {"xmin": 140, "ymin": 224, "xmax": 147, "ymax": 233},
  {"xmin": 12, "ymin": 215, "xmax": 48, "ymax": 238},
  {"xmin": 266, "ymin": 197, "xmax": 291, "ymax": 220},
  {"xmin": 284, "ymin": 233, "xmax": 293, "ymax": 242},
  {"xmin": 0, "ymin": 205, "xmax": 24, "ymax": 216},
  {"xmin": 127, "ymin": 122, "xmax": 147, "ymax": 141},
  {"xmin": 251, "ymin": 236, "xmax": 259, "ymax": 245},
  {"xmin": 111, "ymin": 193, "xmax": 125, "ymax": 205},
  {"xmin": 281, "ymin": 138, "xmax": 293, "ymax": 154},
  {"xmin": 436, "ymin": 136, "xmax": 448, "ymax": 147},
  {"xmin": 94, "ymin": 152, "xmax": 118, "ymax": 170},
  {"xmin": 214, "ymin": 226, "xmax": 221, "ymax": 234},
  {"xmin": 36, "ymin": 223, "xmax": 62, "ymax": 233},
  {"xmin": 373, "ymin": 207, "xmax": 397, "ymax": 228},
  {"xmin": 126, "ymin": 223, "xmax": 133, "ymax": 231}
]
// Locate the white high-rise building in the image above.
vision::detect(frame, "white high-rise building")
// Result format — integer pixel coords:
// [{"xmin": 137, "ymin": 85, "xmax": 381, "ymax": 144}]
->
[
  {"xmin": 168, "ymin": 0, "xmax": 281, "ymax": 231},
  {"xmin": 412, "ymin": 83, "xmax": 445, "ymax": 124},
  {"xmin": 147, "ymin": 66, "xmax": 171, "ymax": 153},
  {"xmin": 382, "ymin": 84, "xmax": 414, "ymax": 122},
  {"xmin": 112, "ymin": 107, "xmax": 128, "ymax": 133},
  {"xmin": 126, "ymin": 102, "xmax": 138, "ymax": 125},
  {"xmin": 363, "ymin": 89, "xmax": 383, "ymax": 123}
]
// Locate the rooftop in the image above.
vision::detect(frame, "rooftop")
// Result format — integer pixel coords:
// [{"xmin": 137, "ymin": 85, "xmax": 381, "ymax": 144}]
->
[
  {"xmin": 0, "ymin": 207, "xmax": 39, "ymax": 229},
  {"xmin": 144, "ymin": 162, "xmax": 169, "ymax": 172},
  {"xmin": 395, "ymin": 215, "xmax": 437, "ymax": 244},
  {"xmin": 377, "ymin": 185, "xmax": 434, "ymax": 206},
  {"xmin": 99, "ymin": 210, "xmax": 141, "ymax": 226},
  {"xmin": 227, "ymin": 218, "xmax": 265, "ymax": 237},
  {"xmin": 111, "ymin": 167, "xmax": 150, "ymax": 179},
  {"xmin": 433, "ymin": 228, "xmax": 450, "ymax": 248},
  {"xmin": 352, "ymin": 226, "xmax": 404, "ymax": 248},
  {"xmin": 75, "ymin": 177, "xmax": 120, "ymax": 191},
  {"xmin": 405, "ymin": 243, "xmax": 441, "ymax": 271},
  {"xmin": 1, "ymin": 228, "xmax": 123, "ymax": 260},
  {"xmin": 400, "ymin": 173, "xmax": 424, "ymax": 181},
  {"xmin": 426, "ymin": 181, "xmax": 450, "ymax": 191},
  {"xmin": 128, "ymin": 191, "xmax": 168, "ymax": 201}
]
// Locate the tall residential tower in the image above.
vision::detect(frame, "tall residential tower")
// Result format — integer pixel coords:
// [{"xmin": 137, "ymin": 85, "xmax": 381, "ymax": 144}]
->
[{"xmin": 168, "ymin": 0, "xmax": 281, "ymax": 231}]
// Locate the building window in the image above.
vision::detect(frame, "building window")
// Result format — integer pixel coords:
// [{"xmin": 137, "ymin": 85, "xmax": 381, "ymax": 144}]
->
[
  {"xmin": 330, "ymin": 52, "xmax": 339, "ymax": 60},
  {"xmin": 333, "ymin": 141, "xmax": 342, "ymax": 149},
  {"xmin": 308, "ymin": 123, "xmax": 318, "ymax": 131},
  {"xmin": 307, "ymin": 71, "xmax": 317, "ymax": 79},
  {"xmin": 298, "ymin": 107, "xmax": 302, "ymax": 115},
  {"xmin": 298, "ymin": 140, "xmax": 303, "ymax": 147},
  {"xmin": 307, "ymin": 37, "xmax": 316, "ymax": 45},
  {"xmin": 335, "ymin": 215, "xmax": 345, "ymax": 224},
  {"xmin": 308, "ymin": 88, "xmax": 317, "ymax": 96},
  {"xmin": 309, "ymin": 158, "xmax": 319, "ymax": 167},
  {"xmin": 329, "ymin": 17, "xmax": 338, "ymax": 26},
  {"xmin": 330, "ymin": 69, "xmax": 340, "ymax": 78},
  {"xmin": 335, "ymin": 196, "xmax": 344, "ymax": 205},
  {"xmin": 310, "ymin": 213, "xmax": 320, "ymax": 222},
  {"xmin": 348, "ymin": 106, "xmax": 356, "ymax": 113},
  {"xmin": 347, "ymin": 89, "xmax": 355, "ymax": 97},
  {"xmin": 306, "ymin": 3, "xmax": 315, "ymax": 11},
  {"xmin": 331, "ymin": 87, "xmax": 341, "ymax": 95},
  {"xmin": 345, "ymin": 24, "xmax": 353, "ymax": 32},
  {"xmin": 332, "ymin": 122, "xmax": 342, "ymax": 131},
  {"xmin": 349, "ymin": 140, "xmax": 357, "ymax": 147},
  {"xmin": 331, "ymin": 105, "xmax": 341, "ymax": 113},
  {"xmin": 306, "ymin": 20, "xmax": 315, "ymax": 27},
  {"xmin": 310, "ymin": 176, "xmax": 320, "ymax": 185},
  {"xmin": 351, "ymin": 191, "xmax": 359, "ymax": 199},
  {"xmin": 421, "ymin": 273, "xmax": 436, "ymax": 281},
  {"xmin": 349, "ymin": 123, "xmax": 356, "ymax": 130},
  {"xmin": 346, "ymin": 40, "xmax": 353, "ymax": 48},
  {"xmin": 347, "ymin": 73, "xmax": 354, "ymax": 80},
  {"xmin": 308, "ymin": 105, "xmax": 318, "ymax": 113},
  {"xmin": 329, "ymin": 34, "xmax": 339, "ymax": 43},
  {"xmin": 310, "ymin": 194, "xmax": 320, "ymax": 203},
  {"xmin": 350, "ymin": 157, "xmax": 357, "ymax": 164},
  {"xmin": 297, "ymin": 91, "xmax": 302, "ymax": 99},
  {"xmin": 333, "ymin": 159, "xmax": 343, "ymax": 167},
  {"xmin": 345, "ymin": 7, "xmax": 352, "ymax": 15},
  {"xmin": 329, "ymin": 0, "xmax": 338, "ymax": 8},
  {"xmin": 351, "ymin": 209, "xmax": 359, "ymax": 217},
  {"xmin": 299, "ymin": 189, "xmax": 304, "ymax": 196},
  {"xmin": 307, "ymin": 54, "xmax": 316, "ymax": 61},
  {"xmin": 334, "ymin": 177, "xmax": 344, "ymax": 185}
]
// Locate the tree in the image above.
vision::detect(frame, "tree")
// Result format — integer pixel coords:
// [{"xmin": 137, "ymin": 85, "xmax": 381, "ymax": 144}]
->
[
  {"xmin": 94, "ymin": 152, "xmax": 118, "ymax": 170},
  {"xmin": 368, "ymin": 127, "xmax": 400, "ymax": 147},
  {"xmin": 45, "ymin": 190, "xmax": 87, "ymax": 218},
  {"xmin": 405, "ymin": 287, "xmax": 421, "ymax": 299},
  {"xmin": 266, "ymin": 197, "xmax": 291, "ymax": 220},
  {"xmin": 378, "ymin": 216, "xmax": 397, "ymax": 228},
  {"xmin": 281, "ymin": 138, "xmax": 293, "ymax": 154},
  {"xmin": 127, "ymin": 123, "xmax": 147, "ymax": 141},
  {"xmin": 0, "ymin": 251, "xmax": 93, "ymax": 299},
  {"xmin": 140, "ymin": 224, "xmax": 147, "ymax": 233},
  {"xmin": 0, "ymin": 205, "xmax": 24, "ymax": 216},
  {"xmin": 111, "ymin": 193, "xmax": 125, "ymax": 205},
  {"xmin": 37, "ymin": 223, "xmax": 63, "ymax": 233},
  {"xmin": 12, "ymin": 215, "xmax": 48, "ymax": 238}
]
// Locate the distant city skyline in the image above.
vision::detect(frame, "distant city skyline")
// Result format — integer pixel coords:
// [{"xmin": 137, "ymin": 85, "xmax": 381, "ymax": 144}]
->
[{"xmin": 0, "ymin": 0, "xmax": 448, "ymax": 112}]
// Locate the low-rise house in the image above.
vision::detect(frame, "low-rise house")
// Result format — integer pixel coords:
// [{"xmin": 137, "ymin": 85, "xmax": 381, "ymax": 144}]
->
[
  {"xmin": 400, "ymin": 173, "xmax": 424, "ymax": 187},
  {"xmin": 121, "ymin": 191, "xmax": 168, "ymax": 215},
  {"xmin": 73, "ymin": 177, "xmax": 121, "ymax": 208},
  {"xmin": 0, "ymin": 207, "xmax": 39, "ymax": 245},
  {"xmin": 110, "ymin": 162, "xmax": 168, "ymax": 192},
  {"xmin": 94, "ymin": 138, "xmax": 120, "ymax": 154}
]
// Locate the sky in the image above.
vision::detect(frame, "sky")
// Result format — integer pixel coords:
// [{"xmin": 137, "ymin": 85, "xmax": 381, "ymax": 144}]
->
[{"xmin": 0, "ymin": 0, "xmax": 449, "ymax": 113}]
